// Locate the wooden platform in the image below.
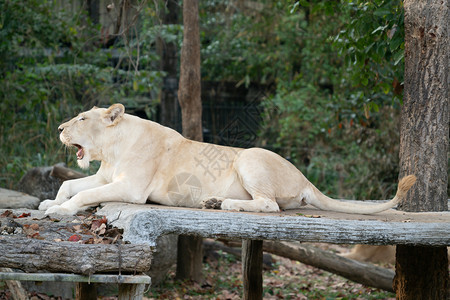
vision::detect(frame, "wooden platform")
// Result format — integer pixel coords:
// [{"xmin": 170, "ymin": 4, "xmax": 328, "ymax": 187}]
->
[
  {"xmin": 97, "ymin": 202, "xmax": 450, "ymax": 247},
  {"xmin": 1, "ymin": 204, "xmax": 448, "ymax": 299}
]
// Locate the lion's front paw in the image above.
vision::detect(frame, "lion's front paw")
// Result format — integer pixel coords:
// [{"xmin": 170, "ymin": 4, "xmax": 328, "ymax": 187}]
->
[
  {"xmin": 39, "ymin": 199, "xmax": 58, "ymax": 211},
  {"xmin": 44, "ymin": 204, "xmax": 78, "ymax": 216},
  {"xmin": 201, "ymin": 197, "xmax": 224, "ymax": 209}
]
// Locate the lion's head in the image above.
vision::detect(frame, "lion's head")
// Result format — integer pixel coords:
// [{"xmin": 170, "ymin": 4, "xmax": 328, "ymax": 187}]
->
[{"xmin": 58, "ymin": 104, "xmax": 125, "ymax": 169}]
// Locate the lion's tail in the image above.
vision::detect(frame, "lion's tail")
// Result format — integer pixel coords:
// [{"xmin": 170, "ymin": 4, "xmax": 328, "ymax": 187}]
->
[{"xmin": 307, "ymin": 175, "xmax": 417, "ymax": 215}]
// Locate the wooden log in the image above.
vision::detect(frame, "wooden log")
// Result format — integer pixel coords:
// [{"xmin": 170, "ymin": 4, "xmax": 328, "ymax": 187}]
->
[
  {"xmin": 263, "ymin": 241, "xmax": 395, "ymax": 292},
  {"xmin": 0, "ymin": 273, "xmax": 151, "ymax": 284},
  {"xmin": 51, "ymin": 164, "xmax": 86, "ymax": 181},
  {"xmin": 242, "ymin": 240, "xmax": 263, "ymax": 300},
  {"xmin": 99, "ymin": 204, "xmax": 450, "ymax": 247},
  {"xmin": 0, "ymin": 236, "xmax": 152, "ymax": 275}
]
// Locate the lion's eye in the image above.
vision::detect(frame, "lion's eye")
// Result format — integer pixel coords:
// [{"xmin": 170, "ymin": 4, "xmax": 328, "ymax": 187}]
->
[{"xmin": 78, "ymin": 116, "xmax": 85, "ymax": 121}]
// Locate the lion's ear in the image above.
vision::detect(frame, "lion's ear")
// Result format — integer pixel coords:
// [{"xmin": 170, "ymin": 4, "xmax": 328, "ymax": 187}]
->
[{"xmin": 103, "ymin": 103, "xmax": 125, "ymax": 126}]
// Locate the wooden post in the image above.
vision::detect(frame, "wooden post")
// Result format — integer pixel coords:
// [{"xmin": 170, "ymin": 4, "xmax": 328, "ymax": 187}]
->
[
  {"xmin": 242, "ymin": 240, "xmax": 263, "ymax": 300},
  {"xmin": 118, "ymin": 284, "xmax": 146, "ymax": 300},
  {"xmin": 75, "ymin": 283, "xmax": 97, "ymax": 300},
  {"xmin": 395, "ymin": 0, "xmax": 449, "ymax": 298},
  {"xmin": 176, "ymin": 235, "xmax": 203, "ymax": 282}
]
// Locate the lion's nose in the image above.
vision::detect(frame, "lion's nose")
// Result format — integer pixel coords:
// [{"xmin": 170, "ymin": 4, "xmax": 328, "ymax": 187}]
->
[{"xmin": 58, "ymin": 126, "xmax": 64, "ymax": 134}]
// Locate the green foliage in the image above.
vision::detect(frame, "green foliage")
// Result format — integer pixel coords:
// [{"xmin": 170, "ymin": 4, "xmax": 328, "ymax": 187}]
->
[
  {"xmin": 0, "ymin": 0, "xmax": 164, "ymax": 189},
  {"xmin": 332, "ymin": 0, "xmax": 405, "ymax": 118},
  {"xmin": 200, "ymin": 0, "xmax": 305, "ymax": 86},
  {"xmin": 201, "ymin": 0, "xmax": 406, "ymax": 199},
  {"xmin": 1, "ymin": 0, "xmax": 409, "ymax": 201}
]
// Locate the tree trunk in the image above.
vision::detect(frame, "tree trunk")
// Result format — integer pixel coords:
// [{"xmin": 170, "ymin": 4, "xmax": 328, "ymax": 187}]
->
[
  {"xmin": 158, "ymin": 0, "xmax": 180, "ymax": 129},
  {"xmin": 177, "ymin": 0, "xmax": 202, "ymax": 142},
  {"xmin": 395, "ymin": 0, "xmax": 448, "ymax": 298},
  {"xmin": 399, "ymin": 1, "xmax": 448, "ymax": 213},
  {"xmin": 394, "ymin": 246, "xmax": 448, "ymax": 299},
  {"xmin": 176, "ymin": 0, "xmax": 203, "ymax": 283}
]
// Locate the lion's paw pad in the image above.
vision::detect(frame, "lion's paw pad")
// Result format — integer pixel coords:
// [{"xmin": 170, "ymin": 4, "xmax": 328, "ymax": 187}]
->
[{"xmin": 202, "ymin": 197, "xmax": 224, "ymax": 210}]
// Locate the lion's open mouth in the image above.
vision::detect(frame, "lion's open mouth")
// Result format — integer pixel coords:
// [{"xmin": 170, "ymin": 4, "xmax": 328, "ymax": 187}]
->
[{"xmin": 73, "ymin": 144, "xmax": 84, "ymax": 160}]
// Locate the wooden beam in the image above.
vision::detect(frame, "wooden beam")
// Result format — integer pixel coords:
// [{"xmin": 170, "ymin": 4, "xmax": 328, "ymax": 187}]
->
[
  {"xmin": 97, "ymin": 204, "xmax": 450, "ymax": 247},
  {"xmin": 0, "ymin": 273, "xmax": 151, "ymax": 284}
]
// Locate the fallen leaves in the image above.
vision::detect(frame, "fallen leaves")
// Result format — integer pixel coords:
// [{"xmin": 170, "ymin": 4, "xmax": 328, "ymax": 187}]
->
[
  {"xmin": 147, "ymin": 242, "xmax": 395, "ymax": 300},
  {"xmin": 64, "ymin": 214, "xmax": 123, "ymax": 245},
  {"xmin": 22, "ymin": 223, "xmax": 43, "ymax": 240},
  {"xmin": 0, "ymin": 209, "xmax": 123, "ymax": 245}
]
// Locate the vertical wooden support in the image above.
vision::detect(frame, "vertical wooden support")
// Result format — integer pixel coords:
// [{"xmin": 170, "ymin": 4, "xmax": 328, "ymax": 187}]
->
[
  {"xmin": 176, "ymin": 235, "xmax": 203, "ymax": 282},
  {"xmin": 242, "ymin": 239, "xmax": 263, "ymax": 300},
  {"xmin": 118, "ymin": 284, "xmax": 146, "ymax": 300},
  {"xmin": 75, "ymin": 283, "xmax": 97, "ymax": 300}
]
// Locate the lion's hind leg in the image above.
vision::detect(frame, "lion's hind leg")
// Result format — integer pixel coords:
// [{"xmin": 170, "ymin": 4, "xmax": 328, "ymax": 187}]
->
[
  {"xmin": 220, "ymin": 195, "xmax": 280, "ymax": 212},
  {"xmin": 201, "ymin": 195, "xmax": 280, "ymax": 212}
]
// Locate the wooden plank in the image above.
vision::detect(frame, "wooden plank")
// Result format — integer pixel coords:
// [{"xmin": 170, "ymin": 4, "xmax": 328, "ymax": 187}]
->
[
  {"xmin": 242, "ymin": 240, "xmax": 263, "ymax": 300},
  {"xmin": 0, "ymin": 272, "xmax": 151, "ymax": 284},
  {"xmin": 98, "ymin": 204, "xmax": 450, "ymax": 247}
]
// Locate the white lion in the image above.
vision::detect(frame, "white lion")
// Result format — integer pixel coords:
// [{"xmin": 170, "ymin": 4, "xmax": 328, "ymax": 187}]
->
[{"xmin": 39, "ymin": 104, "xmax": 416, "ymax": 215}]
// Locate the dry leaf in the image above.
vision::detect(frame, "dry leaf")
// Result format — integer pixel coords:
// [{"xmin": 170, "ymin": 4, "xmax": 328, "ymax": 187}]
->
[
  {"xmin": 17, "ymin": 212, "xmax": 31, "ymax": 218},
  {"xmin": 68, "ymin": 234, "xmax": 82, "ymax": 242},
  {"xmin": 0, "ymin": 210, "xmax": 14, "ymax": 218}
]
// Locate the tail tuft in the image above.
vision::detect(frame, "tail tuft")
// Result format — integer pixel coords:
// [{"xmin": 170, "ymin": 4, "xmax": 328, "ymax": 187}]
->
[{"xmin": 397, "ymin": 175, "xmax": 417, "ymax": 198}]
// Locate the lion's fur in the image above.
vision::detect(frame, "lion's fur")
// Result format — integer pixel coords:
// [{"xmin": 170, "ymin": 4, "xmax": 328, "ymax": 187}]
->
[{"xmin": 39, "ymin": 104, "xmax": 416, "ymax": 215}]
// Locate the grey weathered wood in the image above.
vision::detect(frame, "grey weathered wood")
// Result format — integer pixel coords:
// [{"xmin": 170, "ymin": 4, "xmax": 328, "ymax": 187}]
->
[
  {"xmin": 0, "ymin": 272, "xmax": 151, "ymax": 300},
  {"xmin": 242, "ymin": 240, "xmax": 263, "ymax": 300},
  {"xmin": 0, "ymin": 273, "xmax": 151, "ymax": 285},
  {"xmin": 0, "ymin": 237, "xmax": 152, "ymax": 274},
  {"xmin": 98, "ymin": 204, "xmax": 450, "ymax": 247}
]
